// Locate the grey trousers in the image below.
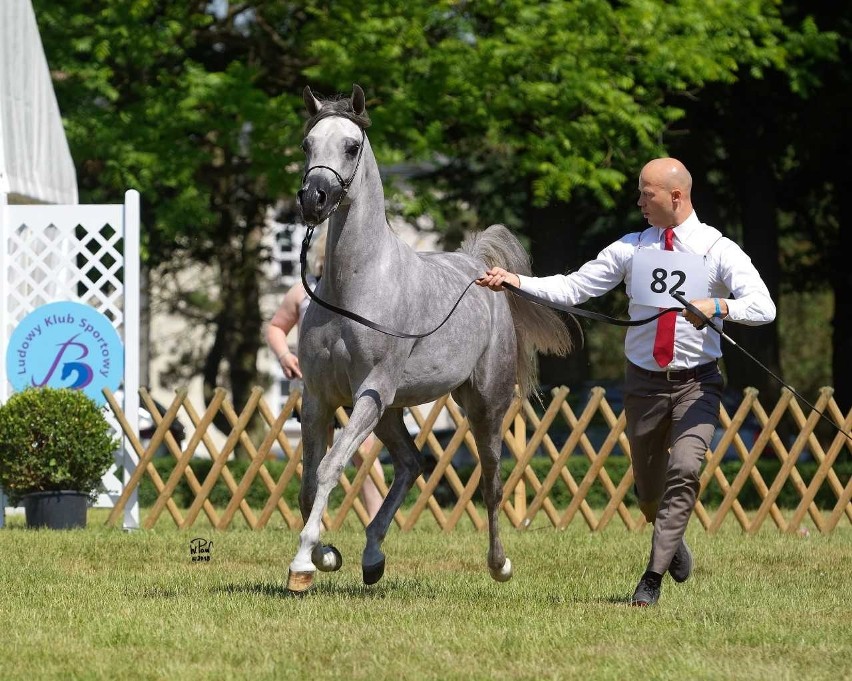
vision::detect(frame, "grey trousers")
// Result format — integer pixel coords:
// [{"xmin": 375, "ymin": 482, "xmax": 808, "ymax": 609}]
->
[{"xmin": 624, "ymin": 361, "xmax": 723, "ymax": 575}]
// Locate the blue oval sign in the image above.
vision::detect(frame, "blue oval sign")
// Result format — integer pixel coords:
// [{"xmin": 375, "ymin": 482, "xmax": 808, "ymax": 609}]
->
[{"xmin": 6, "ymin": 301, "xmax": 124, "ymax": 405}]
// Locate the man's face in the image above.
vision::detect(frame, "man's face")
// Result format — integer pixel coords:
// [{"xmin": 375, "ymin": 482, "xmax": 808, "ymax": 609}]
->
[{"xmin": 637, "ymin": 173, "xmax": 675, "ymax": 228}]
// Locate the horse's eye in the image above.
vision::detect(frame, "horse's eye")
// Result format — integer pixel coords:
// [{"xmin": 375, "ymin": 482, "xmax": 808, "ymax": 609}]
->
[
  {"xmin": 345, "ymin": 142, "xmax": 360, "ymax": 157},
  {"xmin": 300, "ymin": 139, "xmax": 310, "ymax": 153}
]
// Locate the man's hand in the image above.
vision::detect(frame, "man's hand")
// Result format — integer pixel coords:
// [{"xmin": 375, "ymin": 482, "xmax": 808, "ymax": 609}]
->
[
  {"xmin": 476, "ymin": 267, "xmax": 520, "ymax": 291},
  {"xmin": 279, "ymin": 352, "xmax": 302, "ymax": 379},
  {"xmin": 682, "ymin": 297, "xmax": 727, "ymax": 329}
]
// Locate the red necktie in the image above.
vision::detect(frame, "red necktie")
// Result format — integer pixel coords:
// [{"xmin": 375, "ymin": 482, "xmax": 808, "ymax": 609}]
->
[{"xmin": 652, "ymin": 227, "xmax": 676, "ymax": 367}]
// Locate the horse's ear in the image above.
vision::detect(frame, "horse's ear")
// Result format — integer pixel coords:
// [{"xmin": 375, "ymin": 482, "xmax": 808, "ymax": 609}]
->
[
  {"xmin": 303, "ymin": 86, "xmax": 323, "ymax": 117},
  {"xmin": 351, "ymin": 84, "xmax": 366, "ymax": 115}
]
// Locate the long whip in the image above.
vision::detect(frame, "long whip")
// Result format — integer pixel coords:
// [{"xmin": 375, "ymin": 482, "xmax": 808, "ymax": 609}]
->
[{"xmin": 671, "ymin": 291, "xmax": 852, "ymax": 443}]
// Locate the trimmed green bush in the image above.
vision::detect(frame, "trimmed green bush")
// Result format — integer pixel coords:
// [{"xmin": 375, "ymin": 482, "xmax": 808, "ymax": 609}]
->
[{"xmin": 0, "ymin": 388, "xmax": 120, "ymax": 504}]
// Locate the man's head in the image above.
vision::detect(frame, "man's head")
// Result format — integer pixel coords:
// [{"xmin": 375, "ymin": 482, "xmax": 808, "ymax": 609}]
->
[{"xmin": 637, "ymin": 158, "xmax": 693, "ymax": 228}]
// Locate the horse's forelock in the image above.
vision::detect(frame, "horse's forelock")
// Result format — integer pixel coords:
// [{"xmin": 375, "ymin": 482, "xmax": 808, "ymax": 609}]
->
[{"xmin": 303, "ymin": 97, "xmax": 371, "ymax": 135}]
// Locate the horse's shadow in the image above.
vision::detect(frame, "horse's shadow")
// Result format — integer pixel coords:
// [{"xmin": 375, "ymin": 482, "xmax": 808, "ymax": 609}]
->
[
  {"xmin": 601, "ymin": 594, "xmax": 637, "ymax": 606},
  {"xmin": 212, "ymin": 580, "xmax": 394, "ymax": 599},
  {"xmin": 212, "ymin": 581, "xmax": 635, "ymax": 605},
  {"xmin": 544, "ymin": 590, "xmax": 635, "ymax": 606}
]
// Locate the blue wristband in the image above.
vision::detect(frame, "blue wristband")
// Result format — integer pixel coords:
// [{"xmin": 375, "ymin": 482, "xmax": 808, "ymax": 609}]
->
[{"xmin": 713, "ymin": 298, "xmax": 722, "ymax": 318}]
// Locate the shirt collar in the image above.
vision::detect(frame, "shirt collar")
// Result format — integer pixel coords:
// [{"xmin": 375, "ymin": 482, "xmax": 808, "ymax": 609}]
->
[{"xmin": 660, "ymin": 210, "xmax": 700, "ymax": 243}]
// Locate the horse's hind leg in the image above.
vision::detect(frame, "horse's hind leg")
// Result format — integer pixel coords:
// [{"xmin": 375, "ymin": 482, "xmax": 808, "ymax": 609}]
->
[
  {"xmin": 361, "ymin": 407, "xmax": 424, "ymax": 584},
  {"xmin": 453, "ymin": 383, "xmax": 514, "ymax": 582}
]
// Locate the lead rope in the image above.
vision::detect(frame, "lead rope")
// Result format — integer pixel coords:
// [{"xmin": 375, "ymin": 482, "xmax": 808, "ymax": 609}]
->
[
  {"xmin": 501, "ymin": 282, "xmax": 680, "ymax": 327},
  {"xmin": 298, "ymin": 227, "xmax": 677, "ymax": 338},
  {"xmin": 299, "ymin": 225, "xmax": 477, "ymax": 339}
]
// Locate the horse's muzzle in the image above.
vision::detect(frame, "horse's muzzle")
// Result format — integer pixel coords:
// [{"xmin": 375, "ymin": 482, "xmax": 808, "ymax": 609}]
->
[{"xmin": 298, "ymin": 175, "xmax": 344, "ymax": 226}]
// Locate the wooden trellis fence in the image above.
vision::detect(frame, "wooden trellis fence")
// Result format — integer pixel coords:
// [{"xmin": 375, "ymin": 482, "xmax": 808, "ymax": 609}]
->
[{"xmin": 103, "ymin": 385, "xmax": 852, "ymax": 534}]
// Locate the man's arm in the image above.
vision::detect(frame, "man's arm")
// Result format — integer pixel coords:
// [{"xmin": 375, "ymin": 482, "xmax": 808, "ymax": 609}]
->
[
  {"xmin": 717, "ymin": 240, "xmax": 776, "ymax": 325},
  {"xmin": 683, "ymin": 240, "xmax": 776, "ymax": 329},
  {"xmin": 476, "ymin": 238, "xmax": 633, "ymax": 307}
]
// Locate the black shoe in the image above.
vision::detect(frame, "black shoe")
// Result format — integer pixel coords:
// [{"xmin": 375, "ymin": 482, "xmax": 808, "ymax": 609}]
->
[
  {"xmin": 668, "ymin": 538, "xmax": 693, "ymax": 583},
  {"xmin": 630, "ymin": 574, "xmax": 661, "ymax": 607}
]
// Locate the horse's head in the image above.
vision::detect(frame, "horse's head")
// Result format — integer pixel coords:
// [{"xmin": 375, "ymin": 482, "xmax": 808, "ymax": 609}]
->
[{"xmin": 298, "ymin": 84, "xmax": 371, "ymax": 226}]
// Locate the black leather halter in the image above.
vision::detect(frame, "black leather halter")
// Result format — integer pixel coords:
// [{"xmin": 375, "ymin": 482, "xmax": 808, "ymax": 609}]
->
[{"xmin": 300, "ymin": 128, "xmax": 366, "ymax": 227}]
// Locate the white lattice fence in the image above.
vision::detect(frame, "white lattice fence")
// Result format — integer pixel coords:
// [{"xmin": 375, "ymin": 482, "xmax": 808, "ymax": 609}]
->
[{"xmin": 0, "ymin": 190, "xmax": 141, "ymax": 527}]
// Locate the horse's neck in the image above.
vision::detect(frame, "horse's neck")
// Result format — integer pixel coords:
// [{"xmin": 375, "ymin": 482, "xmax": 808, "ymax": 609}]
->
[
  {"xmin": 323, "ymin": 176, "xmax": 413, "ymax": 303},
  {"xmin": 326, "ymin": 209, "xmax": 402, "ymax": 282}
]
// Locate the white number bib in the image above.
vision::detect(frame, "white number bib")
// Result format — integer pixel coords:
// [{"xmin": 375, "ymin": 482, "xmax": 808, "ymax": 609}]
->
[{"xmin": 630, "ymin": 249, "xmax": 709, "ymax": 307}]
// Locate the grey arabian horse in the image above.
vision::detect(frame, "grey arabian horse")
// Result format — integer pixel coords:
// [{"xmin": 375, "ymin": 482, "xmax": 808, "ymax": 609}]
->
[{"xmin": 288, "ymin": 84, "xmax": 572, "ymax": 592}]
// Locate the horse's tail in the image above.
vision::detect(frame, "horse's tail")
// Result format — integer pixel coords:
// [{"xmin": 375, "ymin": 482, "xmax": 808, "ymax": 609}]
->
[{"xmin": 461, "ymin": 224, "xmax": 573, "ymax": 398}]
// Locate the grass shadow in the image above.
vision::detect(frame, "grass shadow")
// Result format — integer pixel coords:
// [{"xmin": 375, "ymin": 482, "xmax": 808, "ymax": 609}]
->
[
  {"xmin": 594, "ymin": 593, "xmax": 635, "ymax": 606},
  {"xmin": 212, "ymin": 579, "xmax": 395, "ymax": 599},
  {"xmin": 140, "ymin": 586, "xmax": 182, "ymax": 599},
  {"xmin": 213, "ymin": 582, "xmax": 295, "ymax": 598}
]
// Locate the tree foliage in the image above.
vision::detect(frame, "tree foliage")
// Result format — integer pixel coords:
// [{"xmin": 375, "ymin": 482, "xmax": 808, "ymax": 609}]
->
[
  {"xmin": 31, "ymin": 1, "xmax": 847, "ymax": 410},
  {"xmin": 297, "ymin": 1, "xmax": 818, "ymax": 233}
]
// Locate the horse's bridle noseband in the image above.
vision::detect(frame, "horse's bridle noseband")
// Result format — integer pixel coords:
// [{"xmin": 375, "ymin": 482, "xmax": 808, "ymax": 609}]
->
[{"xmin": 299, "ymin": 127, "xmax": 367, "ymax": 227}]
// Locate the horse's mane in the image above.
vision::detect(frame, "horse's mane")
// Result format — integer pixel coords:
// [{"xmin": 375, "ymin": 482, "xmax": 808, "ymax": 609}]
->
[{"xmin": 304, "ymin": 95, "xmax": 372, "ymax": 134}]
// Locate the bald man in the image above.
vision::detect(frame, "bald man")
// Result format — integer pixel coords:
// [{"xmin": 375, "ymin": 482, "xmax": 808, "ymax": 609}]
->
[{"xmin": 477, "ymin": 158, "xmax": 775, "ymax": 606}]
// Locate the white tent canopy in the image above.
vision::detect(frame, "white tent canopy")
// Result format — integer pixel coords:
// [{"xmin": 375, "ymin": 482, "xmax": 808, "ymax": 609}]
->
[{"xmin": 0, "ymin": 0, "xmax": 78, "ymax": 205}]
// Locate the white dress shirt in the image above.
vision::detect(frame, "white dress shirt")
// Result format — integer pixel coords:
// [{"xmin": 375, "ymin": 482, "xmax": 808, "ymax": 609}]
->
[{"xmin": 517, "ymin": 211, "xmax": 776, "ymax": 371}]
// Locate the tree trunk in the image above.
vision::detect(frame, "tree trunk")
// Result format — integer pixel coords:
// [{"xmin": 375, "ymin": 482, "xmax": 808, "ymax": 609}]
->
[
  {"xmin": 139, "ymin": 264, "xmax": 150, "ymax": 388},
  {"xmin": 723, "ymin": 171, "xmax": 782, "ymax": 402},
  {"xmin": 202, "ymin": 207, "xmax": 267, "ymax": 456},
  {"xmin": 716, "ymin": 98, "xmax": 783, "ymax": 405},
  {"xmin": 832, "ymin": 174, "xmax": 852, "ymax": 414}
]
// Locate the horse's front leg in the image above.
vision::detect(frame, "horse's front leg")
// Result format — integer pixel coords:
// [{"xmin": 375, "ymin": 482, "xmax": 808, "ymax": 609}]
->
[
  {"xmin": 361, "ymin": 407, "xmax": 425, "ymax": 585},
  {"xmin": 287, "ymin": 391, "xmax": 335, "ymax": 591},
  {"xmin": 287, "ymin": 393, "xmax": 381, "ymax": 592}
]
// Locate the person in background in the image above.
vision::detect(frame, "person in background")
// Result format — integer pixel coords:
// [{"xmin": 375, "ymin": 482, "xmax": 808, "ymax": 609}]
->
[
  {"xmin": 266, "ymin": 230, "xmax": 385, "ymax": 521},
  {"xmin": 476, "ymin": 158, "xmax": 775, "ymax": 606}
]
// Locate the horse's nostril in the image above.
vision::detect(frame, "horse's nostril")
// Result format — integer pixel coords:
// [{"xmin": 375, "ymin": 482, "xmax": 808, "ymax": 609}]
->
[{"xmin": 316, "ymin": 189, "xmax": 327, "ymax": 207}]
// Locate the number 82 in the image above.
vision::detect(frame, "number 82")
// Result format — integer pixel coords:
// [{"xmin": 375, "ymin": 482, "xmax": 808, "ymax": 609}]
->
[{"xmin": 650, "ymin": 268, "xmax": 686, "ymax": 296}]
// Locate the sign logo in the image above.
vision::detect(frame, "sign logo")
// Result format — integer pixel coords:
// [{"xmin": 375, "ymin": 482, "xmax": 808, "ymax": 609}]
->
[
  {"xmin": 189, "ymin": 537, "xmax": 213, "ymax": 562},
  {"xmin": 6, "ymin": 301, "xmax": 124, "ymax": 405}
]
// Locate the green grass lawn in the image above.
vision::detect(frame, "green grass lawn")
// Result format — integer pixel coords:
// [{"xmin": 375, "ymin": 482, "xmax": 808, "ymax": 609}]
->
[{"xmin": 0, "ymin": 510, "xmax": 850, "ymax": 681}]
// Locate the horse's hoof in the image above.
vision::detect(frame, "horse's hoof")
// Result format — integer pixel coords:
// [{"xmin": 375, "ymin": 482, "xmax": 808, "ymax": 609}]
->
[
  {"xmin": 287, "ymin": 569, "xmax": 316, "ymax": 593},
  {"xmin": 314, "ymin": 545, "xmax": 343, "ymax": 572},
  {"xmin": 489, "ymin": 557, "xmax": 513, "ymax": 583},
  {"xmin": 362, "ymin": 557, "xmax": 386, "ymax": 585}
]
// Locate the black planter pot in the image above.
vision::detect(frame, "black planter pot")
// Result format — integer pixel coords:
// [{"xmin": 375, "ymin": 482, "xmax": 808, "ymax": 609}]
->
[{"xmin": 21, "ymin": 491, "xmax": 88, "ymax": 529}]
